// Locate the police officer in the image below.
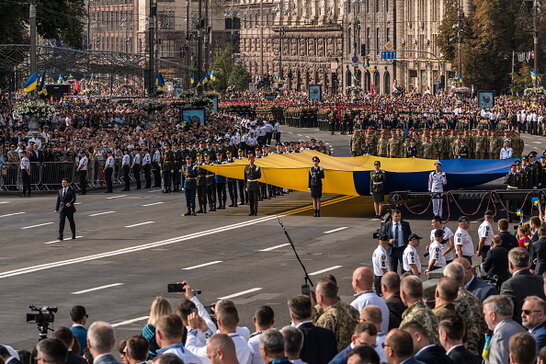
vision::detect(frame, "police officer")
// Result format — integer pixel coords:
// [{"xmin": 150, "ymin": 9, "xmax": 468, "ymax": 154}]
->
[
  {"xmin": 76, "ymin": 150, "xmax": 88, "ymax": 195},
  {"xmin": 121, "ymin": 149, "xmax": 131, "ymax": 191},
  {"xmin": 161, "ymin": 144, "xmax": 174, "ymax": 193},
  {"xmin": 308, "ymin": 156, "xmax": 325, "ymax": 217},
  {"xmin": 142, "ymin": 148, "xmax": 152, "ymax": 189},
  {"xmin": 131, "ymin": 148, "xmax": 142, "ymax": 190},
  {"xmin": 225, "ymin": 150, "xmax": 238, "ymax": 207},
  {"xmin": 152, "ymin": 147, "xmax": 161, "ymax": 187},
  {"xmin": 103, "ymin": 150, "xmax": 114, "ymax": 193},
  {"xmin": 183, "ymin": 156, "xmax": 198, "ymax": 216},
  {"xmin": 424, "ymin": 230, "xmax": 447, "ymax": 275},
  {"xmin": 244, "ymin": 154, "xmax": 261, "ymax": 216},
  {"xmin": 372, "ymin": 234, "xmax": 391, "ymax": 294},
  {"xmin": 20, "ymin": 150, "xmax": 31, "ymax": 197},
  {"xmin": 403, "ymin": 234, "xmax": 422, "ymax": 277},
  {"xmin": 477, "ymin": 210, "xmax": 494, "ymax": 261},
  {"xmin": 455, "ymin": 216, "xmax": 474, "ymax": 263},
  {"xmin": 370, "ymin": 161, "xmax": 386, "ymax": 219},
  {"xmin": 428, "ymin": 161, "xmax": 447, "ymax": 218}
]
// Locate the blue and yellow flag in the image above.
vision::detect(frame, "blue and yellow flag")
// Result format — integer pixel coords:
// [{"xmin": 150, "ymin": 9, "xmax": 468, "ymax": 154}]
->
[
  {"xmin": 351, "ymin": 73, "xmax": 358, "ymax": 81},
  {"xmin": 89, "ymin": 73, "xmax": 95, "ymax": 86},
  {"xmin": 530, "ymin": 70, "xmax": 540, "ymax": 81},
  {"xmin": 37, "ymin": 72, "xmax": 48, "ymax": 96},
  {"xmin": 363, "ymin": 66, "xmax": 373, "ymax": 71},
  {"xmin": 516, "ymin": 209, "xmax": 524, "ymax": 217},
  {"xmin": 210, "ymin": 71, "xmax": 217, "ymax": 81},
  {"xmin": 155, "ymin": 73, "xmax": 166, "ymax": 90},
  {"xmin": 190, "ymin": 75, "xmax": 195, "ymax": 85},
  {"xmin": 57, "ymin": 74, "xmax": 64, "ymax": 84},
  {"xmin": 532, "ymin": 197, "xmax": 540, "ymax": 206},
  {"xmin": 455, "ymin": 74, "xmax": 462, "ymax": 83},
  {"xmin": 23, "ymin": 72, "xmax": 40, "ymax": 92}
]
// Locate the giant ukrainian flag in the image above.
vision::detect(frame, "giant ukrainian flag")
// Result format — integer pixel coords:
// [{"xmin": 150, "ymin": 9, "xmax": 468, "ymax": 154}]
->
[{"xmin": 202, "ymin": 150, "xmax": 515, "ymax": 196}]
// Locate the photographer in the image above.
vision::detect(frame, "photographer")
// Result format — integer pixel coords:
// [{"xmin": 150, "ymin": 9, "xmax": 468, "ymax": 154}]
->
[{"xmin": 174, "ymin": 281, "xmax": 217, "ymax": 343}]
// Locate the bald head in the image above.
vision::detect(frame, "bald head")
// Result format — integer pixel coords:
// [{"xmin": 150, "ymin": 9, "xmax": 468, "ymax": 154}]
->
[
  {"xmin": 444, "ymin": 262, "xmax": 465, "ymax": 286},
  {"xmin": 360, "ymin": 305, "xmax": 382, "ymax": 331},
  {"xmin": 352, "ymin": 267, "xmax": 374, "ymax": 293},
  {"xmin": 206, "ymin": 334, "xmax": 237, "ymax": 364},
  {"xmin": 453, "ymin": 257, "xmax": 472, "ymax": 284}
]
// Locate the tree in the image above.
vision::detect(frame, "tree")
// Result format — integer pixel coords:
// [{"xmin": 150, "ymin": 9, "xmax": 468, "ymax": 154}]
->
[
  {"xmin": 437, "ymin": 0, "xmax": 459, "ymax": 63},
  {"xmin": 210, "ymin": 44, "xmax": 251, "ymax": 93}
]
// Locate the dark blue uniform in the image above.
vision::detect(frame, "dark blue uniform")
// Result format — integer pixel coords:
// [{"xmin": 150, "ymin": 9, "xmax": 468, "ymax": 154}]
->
[
  {"xmin": 215, "ymin": 159, "xmax": 227, "ymax": 209},
  {"xmin": 183, "ymin": 163, "xmax": 198, "ymax": 215}
]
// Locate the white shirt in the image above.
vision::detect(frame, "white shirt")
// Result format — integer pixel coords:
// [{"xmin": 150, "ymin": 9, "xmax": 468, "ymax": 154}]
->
[
  {"xmin": 391, "ymin": 222, "xmax": 405, "ymax": 248},
  {"xmin": 478, "ymin": 220, "xmax": 494, "ymax": 247},
  {"xmin": 158, "ymin": 344, "xmax": 203, "ymax": 364},
  {"xmin": 375, "ymin": 332, "xmax": 387, "ymax": 363},
  {"xmin": 372, "ymin": 245, "xmax": 390, "ymax": 276},
  {"xmin": 350, "ymin": 292, "xmax": 390, "ymax": 333},
  {"xmin": 500, "ymin": 147, "xmax": 513, "ymax": 159},
  {"xmin": 455, "ymin": 227, "xmax": 474, "ymax": 257},
  {"xmin": 20, "ymin": 156, "xmax": 30, "ymax": 169},
  {"xmin": 403, "ymin": 244, "xmax": 421, "ymax": 273},
  {"xmin": 429, "ymin": 240, "xmax": 447, "ymax": 268},
  {"xmin": 143, "ymin": 153, "xmax": 151, "ymax": 165},
  {"xmin": 248, "ymin": 332, "xmax": 265, "ymax": 364},
  {"xmin": 122, "ymin": 154, "xmax": 130, "ymax": 166},
  {"xmin": 153, "ymin": 150, "xmax": 161, "ymax": 162},
  {"xmin": 430, "ymin": 227, "xmax": 455, "ymax": 261},
  {"xmin": 133, "ymin": 153, "xmax": 141, "ymax": 165},
  {"xmin": 105, "ymin": 156, "xmax": 114, "ymax": 168},
  {"xmin": 78, "ymin": 156, "xmax": 88, "ymax": 171},
  {"xmin": 428, "ymin": 171, "xmax": 447, "ymax": 192}
]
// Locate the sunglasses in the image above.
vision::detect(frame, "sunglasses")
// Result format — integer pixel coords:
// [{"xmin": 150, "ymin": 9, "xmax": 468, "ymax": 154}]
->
[{"xmin": 522, "ymin": 309, "xmax": 542, "ymax": 315}]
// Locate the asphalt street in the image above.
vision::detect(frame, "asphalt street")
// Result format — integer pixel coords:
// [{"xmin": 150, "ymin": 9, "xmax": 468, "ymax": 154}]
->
[{"xmin": 0, "ymin": 125, "xmax": 544, "ymax": 350}]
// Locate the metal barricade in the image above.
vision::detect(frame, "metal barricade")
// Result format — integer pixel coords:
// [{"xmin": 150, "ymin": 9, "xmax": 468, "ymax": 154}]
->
[
  {"xmin": 41, "ymin": 162, "xmax": 76, "ymax": 190},
  {"xmin": 113, "ymin": 159, "xmax": 122, "ymax": 184},
  {"xmin": 1, "ymin": 163, "xmax": 20, "ymax": 191},
  {"xmin": 30, "ymin": 162, "xmax": 41, "ymax": 190}
]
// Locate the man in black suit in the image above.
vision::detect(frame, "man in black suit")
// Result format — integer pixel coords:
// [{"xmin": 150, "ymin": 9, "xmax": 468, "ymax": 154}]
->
[
  {"xmin": 381, "ymin": 272, "xmax": 406, "ymax": 331},
  {"xmin": 53, "ymin": 327, "xmax": 87, "ymax": 364},
  {"xmin": 455, "ymin": 257, "xmax": 498, "ymax": 302},
  {"xmin": 533, "ymin": 227, "xmax": 546, "ymax": 275},
  {"xmin": 481, "ymin": 234, "xmax": 510, "ymax": 283},
  {"xmin": 501, "ymin": 247, "xmax": 546, "ymax": 324},
  {"xmin": 287, "ymin": 295, "xmax": 337, "ymax": 364},
  {"xmin": 55, "ymin": 178, "xmax": 76, "ymax": 241},
  {"xmin": 401, "ymin": 321, "xmax": 454, "ymax": 364},
  {"xmin": 381, "ymin": 209, "xmax": 412, "ymax": 273},
  {"xmin": 498, "ymin": 218, "xmax": 518, "ymax": 251},
  {"xmin": 438, "ymin": 315, "xmax": 481, "ymax": 364},
  {"xmin": 35, "ymin": 338, "xmax": 68, "ymax": 364}
]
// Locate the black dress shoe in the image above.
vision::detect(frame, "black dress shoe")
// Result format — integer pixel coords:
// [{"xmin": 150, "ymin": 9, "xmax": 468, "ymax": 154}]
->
[
  {"xmin": 72, "ymin": 236, "xmax": 76, "ymax": 239},
  {"xmin": 184, "ymin": 211, "xmax": 192, "ymax": 216},
  {"xmin": 58, "ymin": 236, "xmax": 63, "ymax": 241}
]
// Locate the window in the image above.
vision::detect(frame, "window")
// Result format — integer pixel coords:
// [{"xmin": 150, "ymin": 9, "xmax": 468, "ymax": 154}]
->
[
  {"xmin": 375, "ymin": 27, "xmax": 379, "ymax": 54},
  {"xmin": 366, "ymin": 27, "xmax": 370, "ymax": 55},
  {"xmin": 158, "ymin": 11, "xmax": 175, "ymax": 30},
  {"xmin": 375, "ymin": 0, "xmax": 379, "ymax": 12},
  {"xmin": 386, "ymin": 0, "xmax": 388, "ymax": 11},
  {"xmin": 158, "ymin": 39, "xmax": 176, "ymax": 57},
  {"xmin": 386, "ymin": 27, "xmax": 390, "ymax": 42}
]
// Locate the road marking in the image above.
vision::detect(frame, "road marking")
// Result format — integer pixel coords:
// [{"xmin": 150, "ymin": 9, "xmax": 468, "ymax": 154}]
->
[
  {"xmin": 0, "ymin": 195, "xmax": 354, "ymax": 279},
  {"xmin": 142, "ymin": 202, "xmax": 164, "ymax": 207},
  {"xmin": 75, "ymin": 202, "xmax": 81, "ymax": 205},
  {"xmin": 20, "ymin": 222, "xmax": 53, "ymax": 230},
  {"xmin": 309, "ymin": 265, "xmax": 343, "ymax": 276},
  {"xmin": 0, "ymin": 201, "xmax": 9, "ymax": 204},
  {"xmin": 89, "ymin": 211, "xmax": 115, "ymax": 217},
  {"xmin": 288, "ymin": 131, "xmax": 293, "ymax": 134},
  {"xmin": 259, "ymin": 243, "xmax": 290, "ymax": 252},
  {"xmin": 72, "ymin": 283, "xmax": 124, "ymax": 295},
  {"xmin": 305, "ymin": 135, "xmax": 310, "ymax": 138},
  {"xmin": 107, "ymin": 194, "xmax": 127, "ymax": 200},
  {"xmin": 149, "ymin": 189, "xmax": 162, "ymax": 193},
  {"xmin": 533, "ymin": 141, "xmax": 542, "ymax": 144},
  {"xmin": 183, "ymin": 260, "xmax": 223, "ymax": 270},
  {"xmin": 44, "ymin": 236, "xmax": 83, "ymax": 245},
  {"xmin": 218, "ymin": 287, "xmax": 262, "ymax": 300},
  {"xmin": 297, "ymin": 134, "xmax": 302, "ymax": 136},
  {"xmin": 324, "ymin": 227, "xmax": 349, "ymax": 234},
  {"xmin": 0, "ymin": 211, "xmax": 26, "ymax": 218},
  {"xmin": 112, "ymin": 316, "xmax": 149, "ymax": 327},
  {"xmin": 125, "ymin": 221, "xmax": 155, "ymax": 228}
]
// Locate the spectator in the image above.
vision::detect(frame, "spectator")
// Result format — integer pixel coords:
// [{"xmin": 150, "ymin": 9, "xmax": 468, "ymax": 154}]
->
[
  {"xmin": 215, "ymin": 300, "xmax": 251, "ymax": 340},
  {"xmin": 0, "ymin": 346, "xmax": 21, "ymax": 364},
  {"xmin": 456, "ymin": 256, "xmax": 498, "ymax": 302},
  {"xmin": 399, "ymin": 276, "xmax": 439, "ymax": 345},
  {"xmin": 481, "ymin": 234, "xmax": 510, "ymax": 283},
  {"xmin": 381, "ymin": 273, "xmax": 406, "ymax": 331},
  {"xmin": 249, "ymin": 306, "xmax": 275, "ymax": 364},
  {"xmin": 53, "ymin": 327, "xmax": 86, "ymax": 364},
  {"xmin": 314, "ymin": 279, "xmax": 359, "ymax": 351},
  {"xmin": 206, "ymin": 334, "xmax": 238, "ymax": 364},
  {"xmin": 287, "ymin": 295, "xmax": 337, "ymax": 364},
  {"xmin": 501, "ymin": 247, "xmax": 546, "ymax": 324},
  {"xmin": 328, "ymin": 322, "xmax": 378, "ymax": 364},
  {"xmin": 70, "ymin": 305, "xmax": 88, "ymax": 356},
  {"xmin": 279, "ymin": 326, "xmax": 305, "ymax": 364},
  {"xmin": 259, "ymin": 329, "xmax": 289, "ymax": 364},
  {"xmin": 86, "ymin": 322, "xmax": 121, "ymax": 364},
  {"xmin": 539, "ymin": 346, "xmax": 546, "ymax": 364},
  {"xmin": 382, "ymin": 329, "xmax": 423, "ymax": 364},
  {"xmin": 438, "ymin": 315, "xmax": 480, "ymax": 364},
  {"xmin": 124, "ymin": 336, "xmax": 149, "ymax": 364},
  {"xmin": 346, "ymin": 346, "xmax": 379, "ymax": 364},
  {"xmin": 358, "ymin": 306, "xmax": 386, "ymax": 362},
  {"xmin": 531, "ymin": 217, "xmax": 542, "ymax": 243},
  {"xmin": 118, "ymin": 341, "xmax": 127, "ymax": 364},
  {"xmin": 432, "ymin": 277, "xmax": 459, "ymax": 321},
  {"xmin": 482, "ymin": 295, "xmax": 525, "ymax": 364},
  {"xmin": 152, "ymin": 354, "xmax": 184, "ymax": 364},
  {"xmin": 518, "ymin": 225, "xmax": 532, "ymax": 250},
  {"xmin": 533, "ymin": 226, "xmax": 546, "ymax": 275},
  {"xmin": 143, "ymin": 296, "xmax": 173, "ymax": 359},
  {"xmin": 35, "ymin": 339, "xmax": 68, "ymax": 364},
  {"xmin": 521, "ymin": 296, "xmax": 546, "ymax": 352},
  {"xmin": 351, "ymin": 267, "xmax": 390, "ymax": 333},
  {"xmin": 400, "ymin": 321, "xmax": 454, "ymax": 364},
  {"xmin": 509, "ymin": 333, "xmax": 536, "ymax": 364},
  {"xmin": 155, "ymin": 314, "xmax": 202, "ymax": 364},
  {"xmin": 497, "ymin": 219, "xmax": 518, "ymax": 251}
]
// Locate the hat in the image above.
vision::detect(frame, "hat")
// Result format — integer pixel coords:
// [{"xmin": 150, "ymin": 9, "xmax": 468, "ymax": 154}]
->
[
  {"xmin": 312, "ymin": 156, "xmax": 320, "ymax": 163},
  {"xmin": 434, "ymin": 229, "xmax": 445, "ymax": 237},
  {"xmin": 434, "ymin": 160, "xmax": 442, "ymax": 166},
  {"xmin": 529, "ymin": 151, "xmax": 538, "ymax": 156},
  {"xmin": 379, "ymin": 233, "xmax": 389, "ymax": 242},
  {"xmin": 484, "ymin": 210, "xmax": 494, "ymax": 216},
  {"xmin": 374, "ymin": 161, "xmax": 381, "ymax": 166},
  {"xmin": 248, "ymin": 154, "xmax": 255, "ymax": 159},
  {"xmin": 458, "ymin": 216, "xmax": 470, "ymax": 222},
  {"xmin": 408, "ymin": 233, "xmax": 422, "ymax": 241}
]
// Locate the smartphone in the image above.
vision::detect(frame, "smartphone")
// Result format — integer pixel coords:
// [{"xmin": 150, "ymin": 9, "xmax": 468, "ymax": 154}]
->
[{"xmin": 167, "ymin": 283, "xmax": 186, "ymax": 292}]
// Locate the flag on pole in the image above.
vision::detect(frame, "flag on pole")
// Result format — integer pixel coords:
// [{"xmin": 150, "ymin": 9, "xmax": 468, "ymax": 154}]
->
[
  {"xmin": 155, "ymin": 73, "xmax": 166, "ymax": 90},
  {"xmin": 516, "ymin": 209, "xmax": 523, "ymax": 216},
  {"xmin": 454, "ymin": 74, "xmax": 461, "ymax": 83},
  {"xmin": 532, "ymin": 197, "xmax": 540, "ymax": 206},
  {"xmin": 23, "ymin": 72, "xmax": 40, "ymax": 92},
  {"xmin": 57, "ymin": 74, "xmax": 64, "ymax": 84},
  {"xmin": 210, "ymin": 71, "xmax": 217, "ymax": 81},
  {"xmin": 37, "ymin": 72, "xmax": 48, "ymax": 96},
  {"xmin": 530, "ymin": 70, "xmax": 540, "ymax": 81},
  {"xmin": 190, "ymin": 75, "xmax": 195, "ymax": 85}
]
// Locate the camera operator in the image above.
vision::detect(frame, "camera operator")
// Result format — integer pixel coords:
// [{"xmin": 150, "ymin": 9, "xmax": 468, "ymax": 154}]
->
[{"xmin": 35, "ymin": 339, "xmax": 67, "ymax": 364}]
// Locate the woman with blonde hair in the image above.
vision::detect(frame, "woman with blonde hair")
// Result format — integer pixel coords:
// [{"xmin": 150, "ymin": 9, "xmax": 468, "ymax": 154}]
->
[{"xmin": 141, "ymin": 296, "xmax": 172, "ymax": 359}]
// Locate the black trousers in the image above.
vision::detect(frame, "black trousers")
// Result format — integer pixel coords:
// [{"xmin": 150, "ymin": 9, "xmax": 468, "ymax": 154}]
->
[
  {"xmin": 21, "ymin": 170, "xmax": 31, "ymax": 196},
  {"xmin": 133, "ymin": 165, "xmax": 141, "ymax": 189},
  {"xmin": 185, "ymin": 187, "xmax": 196, "ymax": 211},
  {"xmin": 123, "ymin": 165, "xmax": 130, "ymax": 190},
  {"xmin": 153, "ymin": 163, "xmax": 161, "ymax": 187},
  {"xmin": 172, "ymin": 169, "xmax": 180, "ymax": 191},
  {"xmin": 237, "ymin": 180, "xmax": 247, "ymax": 204},
  {"xmin": 143, "ymin": 164, "xmax": 151, "ymax": 188},
  {"xmin": 227, "ymin": 180, "xmax": 238, "ymax": 205},
  {"xmin": 389, "ymin": 246, "xmax": 406, "ymax": 274},
  {"xmin": 59, "ymin": 210, "xmax": 76, "ymax": 238},
  {"xmin": 216, "ymin": 182, "xmax": 226, "ymax": 207},
  {"xmin": 162, "ymin": 170, "xmax": 171, "ymax": 192},
  {"xmin": 374, "ymin": 275, "xmax": 382, "ymax": 295},
  {"xmin": 248, "ymin": 189, "xmax": 259, "ymax": 215},
  {"xmin": 79, "ymin": 170, "xmax": 87, "ymax": 194},
  {"xmin": 105, "ymin": 167, "xmax": 113, "ymax": 192},
  {"xmin": 207, "ymin": 183, "xmax": 216, "ymax": 209},
  {"xmin": 479, "ymin": 245, "xmax": 491, "ymax": 261},
  {"xmin": 197, "ymin": 184, "xmax": 207, "ymax": 210}
]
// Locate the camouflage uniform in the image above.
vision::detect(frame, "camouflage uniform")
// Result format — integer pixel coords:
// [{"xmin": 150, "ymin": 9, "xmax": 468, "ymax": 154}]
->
[
  {"xmin": 421, "ymin": 140, "xmax": 435, "ymax": 160},
  {"xmin": 377, "ymin": 136, "xmax": 389, "ymax": 157},
  {"xmin": 400, "ymin": 300, "xmax": 439, "ymax": 345},
  {"xmin": 314, "ymin": 301, "xmax": 360, "ymax": 352},
  {"xmin": 350, "ymin": 132, "xmax": 363, "ymax": 157},
  {"xmin": 475, "ymin": 134, "xmax": 488, "ymax": 159},
  {"xmin": 454, "ymin": 287, "xmax": 488, "ymax": 357},
  {"xmin": 387, "ymin": 136, "xmax": 402, "ymax": 158},
  {"xmin": 432, "ymin": 303, "xmax": 458, "ymax": 321}
]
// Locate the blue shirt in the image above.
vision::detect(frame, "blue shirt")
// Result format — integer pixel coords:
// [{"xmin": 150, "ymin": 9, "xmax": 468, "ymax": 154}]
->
[{"xmin": 70, "ymin": 325, "xmax": 88, "ymax": 356}]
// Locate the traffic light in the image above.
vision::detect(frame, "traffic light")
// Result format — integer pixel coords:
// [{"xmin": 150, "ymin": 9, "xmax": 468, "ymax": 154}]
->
[{"xmin": 360, "ymin": 43, "xmax": 366, "ymax": 57}]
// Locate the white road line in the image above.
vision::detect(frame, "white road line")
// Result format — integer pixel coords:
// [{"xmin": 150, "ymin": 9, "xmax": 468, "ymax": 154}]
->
[
  {"xmin": 297, "ymin": 134, "xmax": 302, "ymax": 136},
  {"xmin": 0, "ymin": 196, "xmax": 354, "ymax": 279},
  {"xmin": 309, "ymin": 265, "xmax": 343, "ymax": 276},
  {"xmin": 89, "ymin": 211, "xmax": 115, "ymax": 217},
  {"xmin": 112, "ymin": 316, "xmax": 149, "ymax": 327},
  {"xmin": 0, "ymin": 201, "xmax": 9, "ymax": 204},
  {"xmin": 324, "ymin": 227, "xmax": 349, "ymax": 234},
  {"xmin": 75, "ymin": 202, "xmax": 81, "ymax": 205},
  {"xmin": 107, "ymin": 194, "xmax": 127, "ymax": 200},
  {"xmin": 305, "ymin": 135, "xmax": 310, "ymax": 138},
  {"xmin": 533, "ymin": 141, "xmax": 543, "ymax": 144},
  {"xmin": 72, "ymin": 283, "xmax": 124, "ymax": 295},
  {"xmin": 0, "ymin": 211, "xmax": 26, "ymax": 218},
  {"xmin": 288, "ymin": 131, "xmax": 293, "ymax": 134},
  {"xmin": 148, "ymin": 189, "xmax": 162, "ymax": 193},
  {"xmin": 218, "ymin": 287, "xmax": 262, "ymax": 300},
  {"xmin": 20, "ymin": 222, "xmax": 53, "ymax": 230},
  {"xmin": 183, "ymin": 260, "xmax": 223, "ymax": 270},
  {"xmin": 44, "ymin": 236, "xmax": 83, "ymax": 245},
  {"xmin": 142, "ymin": 202, "xmax": 164, "ymax": 207},
  {"xmin": 125, "ymin": 221, "xmax": 155, "ymax": 228},
  {"xmin": 259, "ymin": 243, "xmax": 290, "ymax": 252}
]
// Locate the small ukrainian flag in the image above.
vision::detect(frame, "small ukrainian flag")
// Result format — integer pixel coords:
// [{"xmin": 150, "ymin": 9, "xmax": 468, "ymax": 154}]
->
[
  {"xmin": 155, "ymin": 73, "xmax": 167, "ymax": 90},
  {"xmin": 23, "ymin": 72, "xmax": 40, "ymax": 93},
  {"xmin": 532, "ymin": 197, "xmax": 540, "ymax": 206},
  {"xmin": 530, "ymin": 70, "xmax": 540, "ymax": 81},
  {"xmin": 37, "ymin": 72, "xmax": 48, "ymax": 96},
  {"xmin": 516, "ymin": 209, "xmax": 524, "ymax": 217},
  {"xmin": 210, "ymin": 71, "xmax": 217, "ymax": 81},
  {"xmin": 190, "ymin": 75, "xmax": 195, "ymax": 85},
  {"xmin": 57, "ymin": 74, "xmax": 64, "ymax": 84}
]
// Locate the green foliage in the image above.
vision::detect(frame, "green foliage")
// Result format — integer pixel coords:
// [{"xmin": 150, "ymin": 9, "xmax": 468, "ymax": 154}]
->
[
  {"xmin": 210, "ymin": 45, "xmax": 251, "ymax": 94},
  {"xmin": 437, "ymin": 0, "xmax": 458, "ymax": 63}
]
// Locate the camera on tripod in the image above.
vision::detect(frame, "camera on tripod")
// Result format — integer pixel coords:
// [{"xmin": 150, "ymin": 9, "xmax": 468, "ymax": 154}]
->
[{"xmin": 27, "ymin": 305, "xmax": 57, "ymax": 340}]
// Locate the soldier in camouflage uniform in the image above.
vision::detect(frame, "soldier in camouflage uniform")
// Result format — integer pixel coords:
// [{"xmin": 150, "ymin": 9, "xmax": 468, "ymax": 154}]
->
[
  {"xmin": 475, "ymin": 130, "xmax": 488, "ymax": 159},
  {"xmin": 399, "ymin": 276, "xmax": 439, "ymax": 344},
  {"xmin": 362, "ymin": 137, "xmax": 375, "ymax": 155},
  {"xmin": 350, "ymin": 129, "xmax": 363, "ymax": 157},
  {"xmin": 313, "ymin": 280, "xmax": 359, "ymax": 351},
  {"xmin": 377, "ymin": 132, "xmax": 389, "ymax": 158},
  {"xmin": 420, "ymin": 135, "xmax": 435, "ymax": 160},
  {"xmin": 387, "ymin": 131, "xmax": 401, "ymax": 158}
]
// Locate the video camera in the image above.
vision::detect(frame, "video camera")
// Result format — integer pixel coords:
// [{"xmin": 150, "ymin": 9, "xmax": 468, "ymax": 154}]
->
[{"xmin": 26, "ymin": 305, "xmax": 57, "ymax": 340}]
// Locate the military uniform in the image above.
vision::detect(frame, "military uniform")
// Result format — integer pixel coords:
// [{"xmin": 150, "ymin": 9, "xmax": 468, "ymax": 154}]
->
[
  {"xmin": 173, "ymin": 147, "xmax": 183, "ymax": 192},
  {"xmin": 244, "ymin": 163, "xmax": 261, "ymax": 215},
  {"xmin": 183, "ymin": 162, "xmax": 198, "ymax": 215},
  {"xmin": 313, "ymin": 301, "xmax": 360, "ymax": 352},
  {"xmin": 196, "ymin": 160, "xmax": 208, "ymax": 213},
  {"xmin": 432, "ymin": 303, "xmax": 458, "ymax": 321},
  {"xmin": 400, "ymin": 300, "xmax": 439, "ymax": 344},
  {"xmin": 455, "ymin": 287, "xmax": 488, "ymax": 357},
  {"xmin": 161, "ymin": 149, "xmax": 174, "ymax": 193},
  {"xmin": 377, "ymin": 136, "xmax": 389, "ymax": 157},
  {"xmin": 370, "ymin": 169, "xmax": 386, "ymax": 203},
  {"xmin": 420, "ymin": 140, "xmax": 435, "ymax": 160}
]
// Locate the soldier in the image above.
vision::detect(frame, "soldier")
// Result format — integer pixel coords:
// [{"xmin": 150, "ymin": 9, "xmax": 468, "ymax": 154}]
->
[
  {"xmin": 489, "ymin": 131, "xmax": 502, "ymax": 160},
  {"xmin": 474, "ymin": 130, "xmax": 487, "ymax": 159},
  {"xmin": 377, "ymin": 131, "xmax": 389, "ymax": 158},
  {"xmin": 161, "ymin": 144, "xmax": 174, "ymax": 193},
  {"xmin": 428, "ymin": 161, "xmax": 447, "ymax": 218},
  {"xmin": 142, "ymin": 148, "xmax": 152, "ymax": 189},
  {"xmin": 152, "ymin": 147, "xmax": 161, "ymax": 188},
  {"xmin": 131, "ymin": 148, "xmax": 142, "ymax": 190},
  {"xmin": 244, "ymin": 154, "xmax": 261, "ymax": 216},
  {"xmin": 420, "ymin": 135, "xmax": 435, "ymax": 160},
  {"xmin": 370, "ymin": 161, "xmax": 387, "ymax": 219},
  {"xmin": 195, "ymin": 153, "xmax": 208, "ymax": 213},
  {"xmin": 387, "ymin": 130, "xmax": 401, "ymax": 158},
  {"xmin": 236, "ymin": 149, "xmax": 248, "ymax": 205},
  {"xmin": 214, "ymin": 154, "xmax": 227, "ymax": 209},
  {"xmin": 350, "ymin": 129, "xmax": 362, "ymax": 157},
  {"xmin": 309, "ymin": 156, "xmax": 325, "ymax": 217},
  {"xmin": 171, "ymin": 144, "xmax": 182, "ymax": 192},
  {"xmin": 183, "ymin": 156, "xmax": 197, "ymax": 216},
  {"xmin": 122, "ymin": 149, "xmax": 131, "ymax": 192},
  {"xmin": 406, "ymin": 139, "xmax": 418, "ymax": 158},
  {"xmin": 225, "ymin": 150, "xmax": 238, "ymax": 207},
  {"xmin": 362, "ymin": 137, "xmax": 375, "ymax": 156},
  {"xmin": 457, "ymin": 139, "xmax": 469, "ymax": 158},
  {"xmin": 203, "ymin": 152, "xmax": 216, "ymax": 211},
  {"xmin": 399, "ymin": 276, "xmax": 439, "ymax": 344}
]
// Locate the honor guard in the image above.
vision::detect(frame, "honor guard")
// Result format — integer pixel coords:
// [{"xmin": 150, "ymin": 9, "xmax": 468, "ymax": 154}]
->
[
  {"xmin": 406, "ymin": 139, "xmax": 418, "ymax": 158},
  {"xmin": 403, "ymin": 234, "xmax": 421, "ymax": 277},
  {"xmin": 203, "ymin": 152, "xmax": 216, "ymax": 211},
  {"xmin": 142, "ymin": 148, "xmax": 152, "ymax": 189},
  {"xmin": 455, "ymin": 216, "xmax": 474, "ymax": 263},
  {"xmin": 161, "ymin": 145, "xmax": 174, "ymax": 193},
  {"xmin": 244, "ymin": 154, "xmax": 261, "ymax": 216},
  {"xmin": 173, "ymin": 144, "xmax": 183, "ymax": 192},
  {"xmin": 225, "ymin": 151, "xmax": 238, "ymax": 207},
  {"xmin": 372, "ymin": 234, "xmax": 391, "ymax": 294},
  {"xmin": 152, "ymin": 148, "xmax": 162, "ymax": 187},
  {"xmin": 214, "ymin": 155, "xmax": 227, "ymax": 209},
  {"xmin": 103, "ymin": 151, "xmax": 114, "ymax": 193},
  {"xmin": 183, "ymin": 156, "xmax": 198, "ymax": 216},
  {"xmin": 122, "ymin": 149, "xmax": 131, "ymax": 191},
  {"xmin": 425, "ymin": 230, "xmax": 447, "ymax": 275},
  {"xmin": 308, "ymin": 156, "xmax": 325, "ymax": 217},
  {"xmin": 237, "ymin": 149, "xmax": 248, "ymax": 205},
  {"xmin": 196, "ymin": 153, "xmax": 208, "ymax": 213},
  {"xmin": 499, "ymin": 139, "xmax": 513, "ymax": 159},
  {"xmin": 131, "ymin": 149, "xmax": 142, "ymax": 190},
  {"xmin": 428, "ymin": 161, "xmax": 447, "ymax": 218},
  {"xmin": 370, "ymin": 161, "xmax": 386, "ymax": 219}
]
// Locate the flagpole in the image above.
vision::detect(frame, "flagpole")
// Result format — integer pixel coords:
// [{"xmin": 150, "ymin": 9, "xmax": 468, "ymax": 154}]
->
[{"xmin": 29, "ymin": 0, "xmax": 37, "ymax": 99}]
